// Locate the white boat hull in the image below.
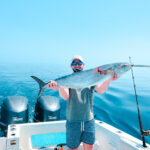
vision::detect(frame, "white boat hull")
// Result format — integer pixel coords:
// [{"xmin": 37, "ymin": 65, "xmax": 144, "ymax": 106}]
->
[{"xmin": 0, "ymin": 120, "xmax": 150, "ymax": 150}]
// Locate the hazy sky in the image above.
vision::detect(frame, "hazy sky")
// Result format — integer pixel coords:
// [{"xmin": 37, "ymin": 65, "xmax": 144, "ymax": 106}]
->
[{"xmin": 0, "ymin": 0, "xmax": 150, "ymax": 67}]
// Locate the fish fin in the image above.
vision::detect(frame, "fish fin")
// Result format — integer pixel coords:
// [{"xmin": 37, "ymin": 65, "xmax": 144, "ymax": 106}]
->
[
  {"xmin": 31, "ymin": 76, "xmax": 47, "ymax": 100},
  {"xmin": 31, "ymin": 76, "xmax": 46, "ymax": 88}
]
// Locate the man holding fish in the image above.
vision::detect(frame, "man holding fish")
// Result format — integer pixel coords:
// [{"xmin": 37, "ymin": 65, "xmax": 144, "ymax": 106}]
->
[{"xmin": 48, "ymin": 55, "xmax": 118, "ymax": 150}]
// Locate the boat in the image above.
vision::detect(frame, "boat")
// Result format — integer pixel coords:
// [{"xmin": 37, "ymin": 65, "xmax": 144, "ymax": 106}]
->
[
  {"xmin": 0, "ymin": 119, "xmax": 150, "ymax": 150},
  {"xmin": 0, "ymin": 95, "xmax": 150, "ymax": 150}
]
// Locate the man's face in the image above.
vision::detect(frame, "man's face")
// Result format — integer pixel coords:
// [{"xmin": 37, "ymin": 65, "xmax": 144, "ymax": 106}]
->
[{"xmin": 71, "ymin": 59, "xmax": 85, "ymax": 72}]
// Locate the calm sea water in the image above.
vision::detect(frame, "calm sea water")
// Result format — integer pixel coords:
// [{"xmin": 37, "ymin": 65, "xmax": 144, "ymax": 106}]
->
[{"xmin": 0, "ymin": 63, "xmax": 150, "ymax": 144}]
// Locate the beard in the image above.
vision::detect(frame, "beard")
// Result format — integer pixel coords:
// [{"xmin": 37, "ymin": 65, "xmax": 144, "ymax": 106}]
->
[{"xmin": 73, "ymin": 68, "xmax": 82, "ymax": 72}]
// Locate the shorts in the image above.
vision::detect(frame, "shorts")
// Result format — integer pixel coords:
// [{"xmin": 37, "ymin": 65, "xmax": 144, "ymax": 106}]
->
[{"xmin": 66, "ymin": 119, "xmax": 95, "ymax": 149}]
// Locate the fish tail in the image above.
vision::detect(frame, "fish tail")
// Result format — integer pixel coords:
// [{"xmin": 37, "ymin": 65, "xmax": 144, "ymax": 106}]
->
[{"xmin": 31, "ymin": 76, "xmax": 47, "ymax": 100}]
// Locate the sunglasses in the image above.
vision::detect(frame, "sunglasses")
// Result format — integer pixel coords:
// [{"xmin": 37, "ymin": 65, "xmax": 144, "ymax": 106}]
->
[{"xmin": 71, "ymin": 61, "xmax": 83, "ymax": 66}]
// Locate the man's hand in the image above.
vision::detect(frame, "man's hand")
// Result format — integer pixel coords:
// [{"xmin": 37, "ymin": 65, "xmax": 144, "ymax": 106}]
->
[
  {"xmin": 47, "ymin": 80, "xmax": 69, "ymax": 100},
  {"xmin": 110, "ymin": 73, "xmax": 119, "ymax": 81},
  {"xmin": 47, "ymin": 80, "xmax": 58, "ymax": 90}
]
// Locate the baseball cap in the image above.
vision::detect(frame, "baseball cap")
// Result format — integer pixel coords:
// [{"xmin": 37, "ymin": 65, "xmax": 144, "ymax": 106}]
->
[{"xmin": 72, "ymin": 55, "xmax": 84, "ymax": 63}]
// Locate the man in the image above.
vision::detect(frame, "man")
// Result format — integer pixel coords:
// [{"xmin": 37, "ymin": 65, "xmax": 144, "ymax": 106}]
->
[{"xmin": 48, "ymin": 56, "xmax": 118, "ymax": 150}]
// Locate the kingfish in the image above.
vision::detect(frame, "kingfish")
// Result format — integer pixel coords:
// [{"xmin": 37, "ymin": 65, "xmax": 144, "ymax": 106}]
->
[{"xmin": 31, "ymin": 62, "xmax": 150, "ymax": 100}]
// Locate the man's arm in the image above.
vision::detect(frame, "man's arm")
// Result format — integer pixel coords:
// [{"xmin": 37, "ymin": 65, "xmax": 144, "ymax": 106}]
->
[
  {"xmin": 59, "ymin": 87, "xmax": 69, "ymax": 100},
  {"xmin": 94, "ymin": 80, "xmax": 111, "ymax": 94},
  {"xmin": 47, "ymin": 80, "xmax": 69, "ymax": 100},
  {"xmin": 94, "ymin": 73, "xmax": 119, "ymax": 94}
]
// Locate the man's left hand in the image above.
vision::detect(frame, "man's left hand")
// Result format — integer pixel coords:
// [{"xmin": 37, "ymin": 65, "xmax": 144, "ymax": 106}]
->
[{"xmin": 110, "ymin": 73, "xmax": 119, "ymax": 81}]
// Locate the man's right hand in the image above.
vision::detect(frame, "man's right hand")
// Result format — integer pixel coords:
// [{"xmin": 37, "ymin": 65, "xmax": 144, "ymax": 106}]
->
[{"xmin": 47, "ymin": 80, "xmax": 58, "ymax": 90}]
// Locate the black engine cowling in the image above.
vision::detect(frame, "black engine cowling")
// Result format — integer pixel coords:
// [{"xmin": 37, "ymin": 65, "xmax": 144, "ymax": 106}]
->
[
  {"xmin": 0, "ymin": 96, "xmax": 28, "ymax": 133},
  {"xmin": 34, "ymin": 96, "xmax": 60, "ymax": 122}
]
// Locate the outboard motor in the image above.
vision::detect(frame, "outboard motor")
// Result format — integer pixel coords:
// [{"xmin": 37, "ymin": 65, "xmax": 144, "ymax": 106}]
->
[
  {"xmin": 0, "ymin": 96, "xmax": 28, "ymax": 134},
  {"xmin": 34, "ymin": 96, "xmax": 60, "ymax": 122}
]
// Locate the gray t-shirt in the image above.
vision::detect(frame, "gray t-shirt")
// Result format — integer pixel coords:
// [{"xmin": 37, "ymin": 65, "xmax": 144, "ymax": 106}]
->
[{"xmin": 66, "ymin": 87, "xmax": 94, "ymax": 122}]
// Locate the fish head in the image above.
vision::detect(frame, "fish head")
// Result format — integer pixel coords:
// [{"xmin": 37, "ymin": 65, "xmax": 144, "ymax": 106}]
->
[{"xmin": 95, "ymin": 63, "xmax": 131, "ymax": 77}]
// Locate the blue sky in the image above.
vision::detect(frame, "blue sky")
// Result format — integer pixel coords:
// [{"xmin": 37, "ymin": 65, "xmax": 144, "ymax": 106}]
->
[{"xmin": 0, "ymin": 0, "xmax": 150, "ymax": 68}]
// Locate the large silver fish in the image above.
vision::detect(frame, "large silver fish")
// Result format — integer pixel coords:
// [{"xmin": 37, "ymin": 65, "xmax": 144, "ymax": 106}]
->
[{"xmin": 31, "ymin": 62, "xmax": 150, "ymax": 100}]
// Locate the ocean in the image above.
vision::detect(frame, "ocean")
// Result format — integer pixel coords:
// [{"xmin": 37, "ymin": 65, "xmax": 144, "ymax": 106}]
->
[{"xmin": 0, "ymin": 62, "xmax": 150, "ymax": 144}]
